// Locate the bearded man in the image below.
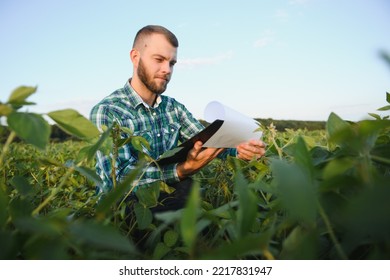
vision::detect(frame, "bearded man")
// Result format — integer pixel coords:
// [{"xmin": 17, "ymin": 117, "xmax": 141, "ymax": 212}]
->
[{"xmin": 90, "ymin": 25, "xmax": 265, "ymax": 212}]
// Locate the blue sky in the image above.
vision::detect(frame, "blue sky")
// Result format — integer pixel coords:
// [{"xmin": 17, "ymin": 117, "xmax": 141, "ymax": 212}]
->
[{"xmin": 1, "ymin": 0, "xmax": 389, "ymax": 122}]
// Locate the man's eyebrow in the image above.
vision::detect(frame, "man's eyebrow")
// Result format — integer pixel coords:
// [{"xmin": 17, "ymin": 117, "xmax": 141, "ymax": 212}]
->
[
  {"xmin": 153, "ymin": 54, "xmax": 177, "ymax": 63},
  {"xmin": 153, "ymin": 54, "xmax": 167, "ymax": 59}
]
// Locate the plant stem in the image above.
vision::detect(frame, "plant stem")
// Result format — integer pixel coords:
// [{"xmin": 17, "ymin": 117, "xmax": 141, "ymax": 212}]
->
[
  {"xmin": 371, "ymin": 154, "xmax": 390, "ymax": 165},
  {"xmin": 317, "ymin": 202, "xmax": 348, "ymax": 260},
  {"xmin": 268, "ymin": 124, "xmax": 283, "ymax": 159},
  {"xmin": 31, "ymin": 166, "xmax": 74, "ymax": 216},
  {"xmin": 0, "ymin": 131, "xmax": 16, "ymax": 169}
]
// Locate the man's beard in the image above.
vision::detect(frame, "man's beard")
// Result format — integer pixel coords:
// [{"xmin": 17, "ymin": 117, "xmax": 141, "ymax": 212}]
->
[{"xmin": 137, "ymin": 58, "xmax": 169, "ymax": 95}]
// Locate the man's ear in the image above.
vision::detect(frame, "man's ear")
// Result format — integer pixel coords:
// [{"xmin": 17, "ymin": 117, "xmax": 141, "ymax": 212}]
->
[{"xmin": 130, "ymin": 49, "xmax": 140, "ymax": 65}]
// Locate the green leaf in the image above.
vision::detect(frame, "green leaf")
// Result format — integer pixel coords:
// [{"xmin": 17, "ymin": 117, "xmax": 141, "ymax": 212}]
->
[
  {"xmin": 9, "ymin": 176, "xmax": 34, "ymax": 198},
  {"xmin": 77, "ymin": 125, "xmax": 112, "ymax": 163},
  {"xmin": 341, "ymin": 184, "xmax": 390, "ymax": 251},
  {"xmin": 157, "ymin": 147, "xmax": 184, "ymax": 161},
  {"xmin": 24, "ymin": 238, "xmax": 68, "ymax": 260},
  {"xmin": 207, "ymin": 200, "xmax": 239, "ymax": 219},
  {"xmin": 323, "ymin": 157, "xmax": 355, "ymax": 180},
  {"xmin": 119, "ymin": 126, "xmax": 134, "ymax": 135},
  {"xmin": 159, "ymin": 181, "xmax": 175, "ymax": 194},
  {"xmin": 0, "ymin": 104, "xmax": 13, "ymax": 116},
  {"xmin": 368, "ymin": 113, "xmax": 382, "ymax": 119},
  {"xmin": 164, "ymin": 230, "xmax": 179, "ymax": 247},
  {"xmin": 135, "ymin": 181, "xmax": 160, "ymax": 208},
  {"xmin": 235, "ymin": 171, "xmax": 257, "ymax": 238},
  {"xmin": 154, "ymin": 210, "xmax": 183, "ymax": 224},
  {"xmin": 131, "ymin": 136, "xmax": 151, "ymax": 152},
  {"xmin": 134, "ymin": 202, "xmax": 153, "ymax": 230},
  {"xmin": 7, "ymin": 112, "xmax": 50, "ymax": 149},
  {"xmin": 180, "ymin": 181, "xmax": 200, "ymax": 251},
  {"xmin": 293, "ymin": 137, "xmax": 314, "ymax": 180},
  {"xmin": 152, "ymin": 242, "xmax": 171, "ymax": 260},
  {"xmin": 38, "ymin": 157, "xmax": 62, "ymax": 167},
  {"xmin": 9, "ymin": 197, "xmax": 34, "ymax": 220},
  {"xmin": 13, "ymin": 216, "xmax": 63, "ymax": 237},
  {"xmin": 0, "ymin": 231, "xmax": 17, "ymax": 259},
  {"xmin": 386, "ymin": 92, "xmax": 390, "ymax": 104},
  {"xmin": 280, "ymin": 226, "xmax": 318, "ymax": 259},
  {"xmin": 202, "ymin": 233, "xmax": 273, "ymax": 260},
  {"xmin": 271, "ymin": 159, "xmax": 317, "ymax": 225},
  {"xmin": 69, "ymin": 220, "xmax": 136, "ymax": 254},
  {"xmin": 95, "ymin": 165, "xmax": 143, "ymax": 217},
  {"xmin": 326, "ymin": 119, "xmax": 389, "ymax": 156},
  {"xmin": 117, "ymin": 137, "xmax": 132, "ymax": 147},
  {"xmin": 74, "ymin": 166, "xmax": 103, "ymax": 188},
  {"xmin": 377, "ymin": 105, "xmax": 390, "ymax": 111},
  {"xmin": 47, "ymin": 109, "xmax": 100, "ymax": 140},
  {"xmin": 326, "ymin": 112, "xmax": 350, "ymax": 141},
  {"xmin": 7, "ymin": 86, "xmax": 37, "ymax": 104},
  {"xmin": 357, "ymin": 119, "xmax": 390, "ymax": 140},
  {"xmin": 0, "ymin": 187, "xmax": 9, "ymax": 228}
]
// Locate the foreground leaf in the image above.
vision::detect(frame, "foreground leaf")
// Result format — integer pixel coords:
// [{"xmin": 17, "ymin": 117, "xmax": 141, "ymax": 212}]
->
[
  {"xmin": 7, "ymin": 86, "xmax": 37, "ymax": 105},
  {"xmin": 235, "ymin": 171, "xmax": 257, "ymax": 238},
  {"xmin": 69, "ymin": 220, "xmax": 136, "ymax": 254},
  {"xmin": 136, "ymin": 181, "xmax": 160, "ymax": 207},
  {"xmin": 95, "ymin": 165, "xmax": 143, "ymax": 217},
  {"xmin": 7, "ymin": 112, "xmax": 50, "ymax": 149},
  {"xmin": 180, "ymin": 181, "xmax": 200, "ymax": 252},
  {"xmin": 271, "ymin": 159, "xmax": 317, "ymax": 225},
  {"xmin": 326, "ymin": 112, "xmax": 350, "ymax": 143},
  {"xmin": 134, "ymin": 202, "xmax": 153, "ymax": 230},
  {"xmin": 0, "ymin": 104, "xmax": 13, "ymax": 116},
  {"xmin": 48, "ymin": 109, "xmax": 100, "ymax": 140}
]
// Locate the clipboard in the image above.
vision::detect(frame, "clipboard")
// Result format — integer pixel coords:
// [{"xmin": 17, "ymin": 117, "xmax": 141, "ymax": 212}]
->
[{"xmin": 156, "ymin": 119, "xmax": 224, "ymax": 165}]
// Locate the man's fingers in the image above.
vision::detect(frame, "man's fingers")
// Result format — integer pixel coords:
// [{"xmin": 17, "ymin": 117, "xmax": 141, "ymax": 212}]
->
[
  {"xmin": 237, "ymin": 139, "xmax": 267, "ymax": 160},
  {"xmin": 188, "ymin": 141, "xmax": 224, "ymax": 161},
  {"xmin": 189, "ymin": 141, "xmax": 203, "ymax": 158},
  {"xmin": 237, "ymin": 149, "xmax": 253, "ymax": 160},
  {"xmin": 248, "ymin": 139, "xmax": 266, "ymax": 149}
]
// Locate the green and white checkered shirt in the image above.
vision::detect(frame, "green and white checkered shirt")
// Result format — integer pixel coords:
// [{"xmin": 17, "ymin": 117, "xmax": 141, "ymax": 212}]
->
[{"xmin": 90, "ymin": 80, "xmax": 235, "ymax": 193}]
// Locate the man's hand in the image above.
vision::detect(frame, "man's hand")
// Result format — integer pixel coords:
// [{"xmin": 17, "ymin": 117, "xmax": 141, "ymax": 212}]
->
[
  {"xmin": 176, "ymin": 141, "xmax": 225, "ymax": 180},
  {"xmin": 236, "ymin": 139, "xmax": 266, "ymax": 161}
]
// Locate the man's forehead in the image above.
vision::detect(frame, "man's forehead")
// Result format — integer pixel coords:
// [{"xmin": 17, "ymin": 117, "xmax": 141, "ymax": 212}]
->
[
  {"xmin": 137, "ymin": 34, "xmax": 173, "ymax": 49},
  {"xmin": 140, "ymin": 34, "xmax": 177, "ymax": 58}
]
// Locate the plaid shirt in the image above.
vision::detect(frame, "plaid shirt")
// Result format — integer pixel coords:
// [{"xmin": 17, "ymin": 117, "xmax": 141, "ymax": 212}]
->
[{"xmin": 90, "ymin": 80, "xmax": 236, "ymax": 193}]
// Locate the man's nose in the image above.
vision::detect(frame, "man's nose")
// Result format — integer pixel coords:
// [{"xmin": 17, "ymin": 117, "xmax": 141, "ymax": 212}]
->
[{"xmin": 161, "ymin": 61, "xmax": 173, "ymax": 74}]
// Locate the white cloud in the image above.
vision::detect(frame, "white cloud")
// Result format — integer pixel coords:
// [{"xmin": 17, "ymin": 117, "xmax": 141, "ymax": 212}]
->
[
  {"xmin": 253, "ymin": 36, "xmax": 274, "ymax": 48},
  {"xmin": 253, "ymin": 29, "xmax": 276, "ymax": 48},
  {"xmin": 177, "ymin": 51, "xmax": 233, "ymax": 68},
  {"xmin": 274, "ymin": 9, "xmax": 289, "ymax": 21}
]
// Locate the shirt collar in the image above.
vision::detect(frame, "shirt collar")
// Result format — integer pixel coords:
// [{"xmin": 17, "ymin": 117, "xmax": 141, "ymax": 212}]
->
[{"xmin": 125, "ymin": 79, "xmax": 162, "ymax": 109}]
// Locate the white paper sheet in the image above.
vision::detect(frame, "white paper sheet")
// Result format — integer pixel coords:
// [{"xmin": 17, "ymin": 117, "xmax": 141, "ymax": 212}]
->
[{"xmin": 202, "ymin": 101, "xmax": 262, "ymax": 148}]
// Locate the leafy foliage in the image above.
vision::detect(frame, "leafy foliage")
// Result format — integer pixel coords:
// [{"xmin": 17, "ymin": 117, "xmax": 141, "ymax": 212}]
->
[{"xmin": 1, "ymin": 86, "xmax": 390, "ymax": 260}]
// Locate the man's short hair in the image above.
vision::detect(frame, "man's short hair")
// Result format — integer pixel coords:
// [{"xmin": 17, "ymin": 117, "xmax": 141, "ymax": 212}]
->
[{"xmin": 133, "ymin": 25, "xmax": 179, "ymax": 48}]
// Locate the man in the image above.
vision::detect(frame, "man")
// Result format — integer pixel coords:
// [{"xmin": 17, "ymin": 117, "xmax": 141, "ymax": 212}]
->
[{"xmin": 90, "ymin": 25, "xmax": 265, "ymax": 211}]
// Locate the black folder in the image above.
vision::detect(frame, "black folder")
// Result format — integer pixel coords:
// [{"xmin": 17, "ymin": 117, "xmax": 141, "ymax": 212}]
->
[{"xmin": 156, "ymin": 119, "xmax": 224, "ymax": 165}]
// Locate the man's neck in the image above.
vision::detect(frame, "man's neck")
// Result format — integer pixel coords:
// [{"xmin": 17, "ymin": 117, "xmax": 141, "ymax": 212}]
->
[{"xmin": 129, "ymin": 78, "xmax": 157, "ymax": 107}]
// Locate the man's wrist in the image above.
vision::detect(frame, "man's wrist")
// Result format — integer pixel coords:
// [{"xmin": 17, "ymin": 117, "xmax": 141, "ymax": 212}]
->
[
  {"xmin": 176, "ymin": 162, "xmax": 192, "ymax": 180},
  {"xmin": 176, "ymin": 162, "xmax": 185, "ymax": 180}
]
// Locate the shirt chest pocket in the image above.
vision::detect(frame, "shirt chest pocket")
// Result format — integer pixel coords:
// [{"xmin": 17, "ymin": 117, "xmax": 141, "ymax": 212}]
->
[{"xmin": 162, "ymin": 123, "xmax": 181, "ymax": 150}]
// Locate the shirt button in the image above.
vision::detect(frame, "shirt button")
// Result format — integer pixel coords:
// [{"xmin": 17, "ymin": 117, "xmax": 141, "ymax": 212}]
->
[
  {"xmin": 157, "ymin": 133, "xmax": 161, "ymax": 137},
  {"xmin": 153, "ymin": 112, "xmax": 156, "ymax": 116},
  {"xmin": 171, "ymin": 129, "xmax": 174, "ymax": 132}
]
